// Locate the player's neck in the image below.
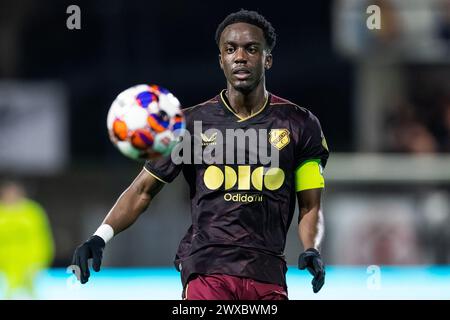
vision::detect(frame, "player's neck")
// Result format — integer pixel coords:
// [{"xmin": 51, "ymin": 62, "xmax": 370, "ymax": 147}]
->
[{"xmin": 225, "ymin": 84, "xmax": 268, "ymax": 118}]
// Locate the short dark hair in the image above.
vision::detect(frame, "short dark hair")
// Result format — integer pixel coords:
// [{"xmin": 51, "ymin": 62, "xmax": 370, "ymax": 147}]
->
[{"xmin": 215, "ymin": 9, "xmax": 277, "ymax": 52}]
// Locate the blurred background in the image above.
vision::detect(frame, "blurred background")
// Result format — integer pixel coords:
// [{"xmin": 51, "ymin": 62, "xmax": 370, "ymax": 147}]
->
[{"xmin": 0, "ymin": 0, "xmax": 449, "ymax": 299}]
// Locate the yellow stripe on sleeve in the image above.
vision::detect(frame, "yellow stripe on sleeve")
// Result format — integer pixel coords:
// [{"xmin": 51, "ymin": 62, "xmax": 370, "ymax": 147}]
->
[
  {"xmin": 295, "ymin": 159, "xmax": 325, "ymax": 192},
  {"xmin": 143, "ymin": 166, "xmax": 168, "ymax": 184}
]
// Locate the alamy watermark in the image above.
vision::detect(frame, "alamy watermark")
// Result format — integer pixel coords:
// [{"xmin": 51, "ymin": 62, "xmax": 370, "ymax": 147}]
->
[
  {"xmin": 366, "ymin": 5, "xmax": 381, "ymax": 30},
  {"xmin": 66, "ymin": 264, "xmax": 81, "ymax": 289},
  {"xmin": 169, "ymin": 121, "xmax": 281, "ymax": 168},
  {"xmin": 366, "ymin": 265, "xmax": 382, "ymax": 290},
  {"xmin": 66, "ymin": 5, "xmax": 81, "ymax": 30}
]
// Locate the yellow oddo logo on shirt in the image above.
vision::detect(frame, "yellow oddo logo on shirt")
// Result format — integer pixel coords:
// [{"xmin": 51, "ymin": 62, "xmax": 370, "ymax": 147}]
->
[{"xmin": 203, "ymin": 165, "xmax": 285, "ymax": 191}]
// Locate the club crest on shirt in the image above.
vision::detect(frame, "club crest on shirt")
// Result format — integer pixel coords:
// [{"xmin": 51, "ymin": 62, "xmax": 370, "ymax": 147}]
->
[{"xmin": 269, "ymin": 129, "xmax": 290, "ymax": 150}]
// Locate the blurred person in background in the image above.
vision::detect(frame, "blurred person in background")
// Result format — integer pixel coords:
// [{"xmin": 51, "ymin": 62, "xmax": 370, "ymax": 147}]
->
[
  {"xmin": 0, "ymin": 180, "xmax": 54, "ymax": 299},
  {"xmin": 393, "ymin": 120, "xmax": 438, "ymax": 153},
  {"xmin": 386, "ymin": 98, "xmax": 438, "ymax": 154},
  {"xmin": 437, "ymin": 94, "xmax": 450, "ymax": 152}
]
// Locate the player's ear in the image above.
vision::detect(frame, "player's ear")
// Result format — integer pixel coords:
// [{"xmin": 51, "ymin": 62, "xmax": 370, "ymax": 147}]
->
[
  {"xmin": 219, "ymin": 53, "xmax": 224, "ymax": 70},
  {"xmin": 265, "ymin": 52, "xmax": 273, "ymax": 70}
]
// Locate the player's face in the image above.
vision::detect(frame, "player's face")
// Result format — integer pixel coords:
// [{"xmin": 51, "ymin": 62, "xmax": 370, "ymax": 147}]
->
[{"xmin": 219, "ymin": 23, "xmax": 272, "ymax": 93}]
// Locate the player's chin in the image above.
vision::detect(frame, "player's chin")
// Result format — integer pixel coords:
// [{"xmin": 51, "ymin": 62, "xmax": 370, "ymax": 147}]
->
[{"xmin": 232, "ymin": 80, "xmax": 255, "ymax": 93}]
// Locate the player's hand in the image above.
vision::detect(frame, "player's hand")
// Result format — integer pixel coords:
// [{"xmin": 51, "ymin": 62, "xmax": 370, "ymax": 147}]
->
[
  {"xmin": 298, "ymin": 248, "xmax": 325, "ymax": 293},
  {"xmin": 72, "ymin": 235, "xmax": 105, "ymax": 284}
]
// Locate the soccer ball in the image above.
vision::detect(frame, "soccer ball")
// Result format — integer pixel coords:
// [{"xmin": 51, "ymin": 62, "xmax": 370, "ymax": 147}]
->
[{"xmin": 107, "ymin": 84, "xmax": 185, "ymax": 160}]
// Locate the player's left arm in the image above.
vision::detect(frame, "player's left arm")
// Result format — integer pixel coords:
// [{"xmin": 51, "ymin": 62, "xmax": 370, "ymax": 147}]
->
[
  {"xmin": 297, "ymin": 187, "xmax": 326, "ymax": 294},
  {"xmin": 297, "ymin": 188, "xmax": 324, "ymax": 252},
  {"xmin": 294, "ymin": 109, "xmax": 329, "ymax": 293}
]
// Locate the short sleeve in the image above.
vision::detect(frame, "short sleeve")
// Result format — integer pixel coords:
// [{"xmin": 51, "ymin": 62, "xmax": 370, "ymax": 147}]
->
[
  {"xmin": 295, "ymin": 111, "xmax": 329, "ymax": 169},
  {"xmin": 144, "ymin": 155, "xmax": 182, "ymax": 183}
]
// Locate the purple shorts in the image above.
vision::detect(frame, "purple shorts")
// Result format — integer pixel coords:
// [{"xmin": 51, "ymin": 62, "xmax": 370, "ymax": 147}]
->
[{"xmin": 183, "ymin": 274, "xmax": 288, "ymax": 300}]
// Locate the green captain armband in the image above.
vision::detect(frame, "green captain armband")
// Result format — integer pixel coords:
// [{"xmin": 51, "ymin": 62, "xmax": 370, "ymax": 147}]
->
[{"xmin": 295, "ymin": 159, "xmax": 325, "ymax": 192}]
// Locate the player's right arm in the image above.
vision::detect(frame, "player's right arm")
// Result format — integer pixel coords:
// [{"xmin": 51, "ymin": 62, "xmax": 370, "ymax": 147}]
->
[
  {"xmin": 71, "ymin": 169, "xmax": 164, "ymax": 284},
  {"xmin": 102, "ymin": 169, "xmax": 164, "ymax": 234}
]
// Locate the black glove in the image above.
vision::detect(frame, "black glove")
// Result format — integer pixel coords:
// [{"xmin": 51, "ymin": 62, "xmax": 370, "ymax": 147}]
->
[
  {"xmin": 71, "ymin": 235, "xmax": 105, "ymax": 284},
  {"xmin": 298, "ymin": 248, "xmax": 325, "ymax": 293}
]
